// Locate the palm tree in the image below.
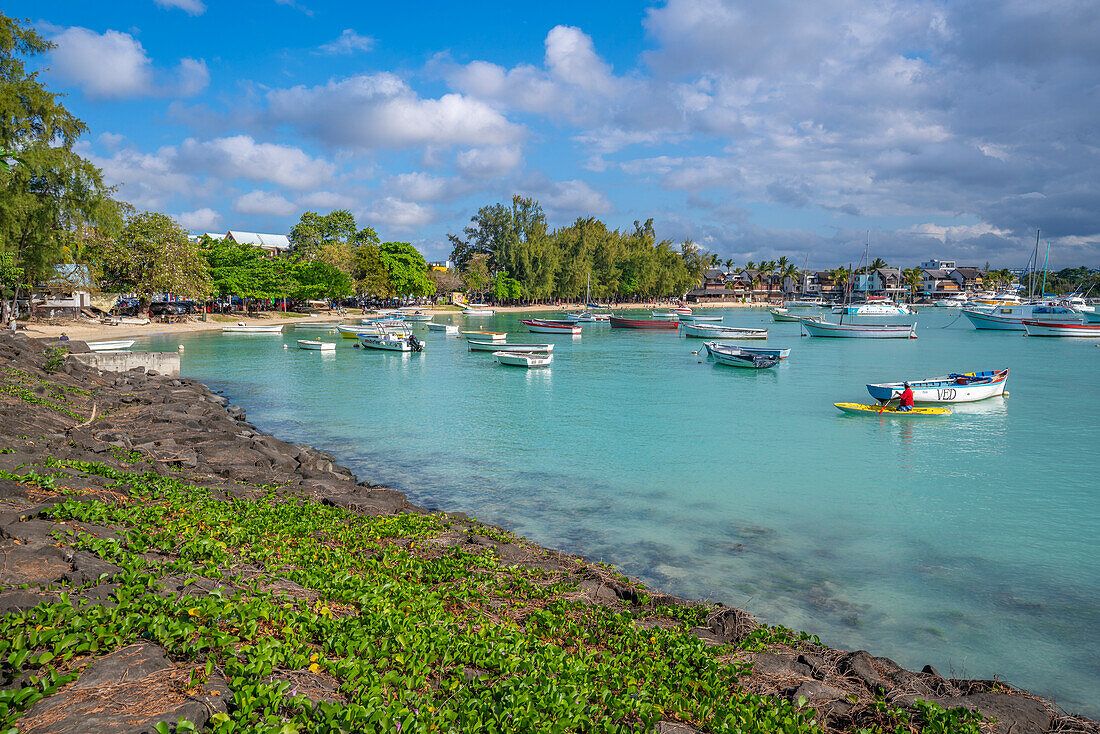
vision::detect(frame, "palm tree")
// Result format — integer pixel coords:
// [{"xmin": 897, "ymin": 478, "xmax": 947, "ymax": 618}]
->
[
  {"xmin": 723, "ymin": 258, "xmax": 734, "ymax": 273},
  {"xmin": 869, "ymin": 257, "xmax": 888, "ymax": 271},
  {"xmin": 781, "ymin": 264, "xmax": 800, "ymax": 295},
  {"xmin": 831, "ymin": 266, "xmax": 852, "ymax": 299},
  {"xmin": 903, "ymin": 267, "xmax": 923, "ymax": 303}
]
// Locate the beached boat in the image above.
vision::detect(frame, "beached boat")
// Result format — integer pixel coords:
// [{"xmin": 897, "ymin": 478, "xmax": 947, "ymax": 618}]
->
[
  {"xmin": 520, "ymin": 319, "xmax": 581, "ymax": 334},
  {"xmin": 221, "ymin": 323, "xmax": 284, "ymax": 333},
  {"xmin": 866, "ymin": 369, "xmax": 1009, "ymax": 403},
  {"xmin": 117, "ymin": 316, "xmax": 150, "ymax": 326},
  {"xmin": 426, "ymin": 322, "xmax": 459, "ymax": 333},
  {"xmin": 680, "ymin": 322, "xmax": 768, "ymax": 339},
  {"xmin": 493, "ymin": 350, "xmax": 553, "ymax": 368},
  {"xmin": 832, "ymin": 302, "xmax": 912, "ymax": 316},
  {"xmin": 801, "ymin": 320, "xmax": 916, "ymax": 338},
  {"xmin": 963, "ymin": 305, "xmax": 1082, "ymax": 331},
  {"xmin": 468, "ymin": 341, "xmax": 553, "ymax": 353},
  {"xmin": 703, "ymin": 342, "xmax": 790, "ymax": 359},
  {"xmin": 293, "ymin": 322, "xmax": 342, "ymax": 329},
  {"xmin": 1022, "ymin": 320, "xmax": 1100, "ymax": 337},
  {"xmin": 462, "ymin": 303, "xmax": 494, "ymax": 315},
  {"xmin": 769, "ymin": 308, "xmax": 802, "ymax": 322},
  {"xmin": 711, "ymin": 348, "xmax": 780, "ymax": 369},
  {"xmin": 462, "ymin": 330, "xmax": 507, "ymax": 342},
  {"xmin": 358, "ymin": 334, "xmax": 424, "ymax": 352},
  {"xmin": 86, "ymin": 339, "xmax": 135, "ymax": 351},
  {"xmin": 834, "ymin": 402, "xmax": 951, "ymax": 416},
  {"xmin": 297, "ymin": 340, "xmax": 336, "ymax": 351},
  {"xmin": 609, "ymin": 316, "xmax": 678, "ymax": 329}
]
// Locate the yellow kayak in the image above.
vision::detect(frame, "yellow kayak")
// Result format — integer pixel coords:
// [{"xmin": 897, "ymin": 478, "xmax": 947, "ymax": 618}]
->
[{"xmin": 834, "ymin": 402, "xmax": 951, "ymax": 416}]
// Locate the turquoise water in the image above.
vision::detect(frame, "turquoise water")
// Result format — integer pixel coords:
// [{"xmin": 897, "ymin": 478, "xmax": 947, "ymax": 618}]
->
[{"xmin": 142, "ymin": 309, "xmax": 1099, "ymax": 714}]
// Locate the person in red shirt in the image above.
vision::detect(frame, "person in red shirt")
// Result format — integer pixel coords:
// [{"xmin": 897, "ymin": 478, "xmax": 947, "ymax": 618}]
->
[{"xmin": 898, "ymin": 382, "xmax": 915, "ymax": 412}]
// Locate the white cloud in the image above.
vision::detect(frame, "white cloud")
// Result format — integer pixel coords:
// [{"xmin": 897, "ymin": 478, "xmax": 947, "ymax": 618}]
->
[
  {"xmin": 265, "ymin": 73, "xmax": 523, "ymax": 150},
  {"xmin": 48, "ymin": 26, "xmax": 208, "ymax": 98},
  {"xmin": 176, "ymin": 135, "xmax": 336, "ymax": 190},
  {"xmin": 297, "ymin": 191, "xmax": 357, "ymax": 209},
  {"xmin": 521, "ymin": 178, "xmax": 612, "ymax": 219},
  {"xmin": 906, "ymin": 222, "xmax": 1009, "ymax": 242},
  {"xmin": 234, "ymin": 190, "xmax": 296, "ymax": 216},
  {"xmin": 455, "ymin": 146, "xmax": 523, "ymax": 178},
  {"xmin": 176, "ymin": 208, "xmax": 221, "ymax": 231},
  {"xmin": 389, "ymin": 172, "xmax": 474, "ymax": 203},
  {"xmin": 97, "ymin": 132, "xmax": 126, "ymax": 149},
  {"xmin": 154, "ymin": 0, "xmax": 206, "ymax": 15},
  {"xmin": 85, "ymin": 146, "xmax": 192, "ymax": 210},
  {"xmin": 544, "ymin": 25, "xmax": 617, "ymax": 96},
  {"xmin": 318, "ymin": 29, "xmax": 374, "ymax": 55},
  {"xmin": 49, "ymin": 27, "xmax": 153, "ymax": 98},
  {"xmin": 363, "ymin": 197, "xmax": 437, "ymax": 232}
]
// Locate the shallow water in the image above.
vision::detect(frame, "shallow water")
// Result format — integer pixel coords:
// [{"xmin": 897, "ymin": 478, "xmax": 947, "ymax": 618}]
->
[{"xmin": 143, "ymin": 308, "xmax": 1099, "ymax": 714}]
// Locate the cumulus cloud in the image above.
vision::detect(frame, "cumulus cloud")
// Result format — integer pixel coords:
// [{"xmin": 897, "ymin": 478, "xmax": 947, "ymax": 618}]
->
[
  {"xmin": 175, "ymin": 136, "xmax": 337, "ymax": 190},
  {"xmin": 389, "ymin": 173, "xmax": 474, "ymax": 203},
  {"xmin": 265, "ymin": 73, "xmax": 523, "ymax": 150},
  {"xmin": 318, "ymin": 29, "xmax": 374, "ymax": 55},
  {"xmin": 455, "ymin": 146, "xmax": 523, "ymax": 178},
  {"xmin": 154, "ymin": 0, "xmax": 206, "ymax": 15},
  {"xmin": 48, "ymin": 26, "xmax": 208, "ymax": 98},
  {"xmin": 234, "ymin": 190, "xmax": 296, "ymax": 216},
  {"xmin": 84, "ymin": 146, "xmax": 193, "ymax": 210},
  {"xmin": 363, "ymin": 197, "xmax": 437, "ymax": 232},
  {"xmin": 297, "ymin": 191, "xmax": 357, "ymax": 209},
  {"xmin": 519, "ymin": 177, "xmax": 612, "ymax": 220},
  {"xmin": 176, "ymin": 208, "xmax": 221, "ymax": 231}
]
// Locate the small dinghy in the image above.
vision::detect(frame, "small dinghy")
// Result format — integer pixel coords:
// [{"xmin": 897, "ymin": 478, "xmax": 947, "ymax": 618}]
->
[
  {"xmin": 297, "ymin": 340, "xmax": 335, "ymax": 351},
  {"xmin": 711, "ymin": 347, "xmax": 780, "ymax": 369},
  {"xmin": 834, "ymin": 402, "xmax": 951, "ymax": 416},
  {"xmin": 468, "ymin": 341, "xmax": 553, "ymax": 353},
  {"xmin": 703, "ymin": 342, "xmax": 790, "ymax": 359},
  {"xmin": 427, "ymin": 322, "xmax": 459, "ymax": 333},
  {"xmin": 86, "ymin": 339, "xmax": 135, "ymax": 351},
  {"xmin": 681, "ymin": 323, "xmax": 768, "ymax": 339},
  {"xmin": 462, "ymin": 330, "xmax": 507, "ymax": 342},
  {"xmin": 493, "ymin": 350, "xmax": 553, "ymax": 368},
  {"xmin": 521, "ymin": 319, "xmax": 582, "ymax": 334},
  {"xmin": 359, "ymin": 334, "xmax": 424, "ymax": 352}
]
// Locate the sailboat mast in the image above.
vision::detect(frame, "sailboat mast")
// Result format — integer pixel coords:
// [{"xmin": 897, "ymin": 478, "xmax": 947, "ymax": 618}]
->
[
  {"xmin": 1030, "ymin": 229, "xmax": 1040, "ymax": 300},
  {"xmin": 1040, "ymin": 240, "xmax": 1050, "ymax": 297}
]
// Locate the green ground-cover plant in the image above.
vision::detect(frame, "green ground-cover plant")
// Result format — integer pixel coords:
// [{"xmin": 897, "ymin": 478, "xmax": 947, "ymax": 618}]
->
[{"xmin": 0, "ymin": 460, "xmax": 984, "ymax": 733}]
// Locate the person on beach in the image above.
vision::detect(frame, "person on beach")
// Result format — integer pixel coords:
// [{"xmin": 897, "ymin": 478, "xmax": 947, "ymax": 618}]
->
[{"xmin": 898, "ymin": 382, "xmax": 915, "ymax": 412}]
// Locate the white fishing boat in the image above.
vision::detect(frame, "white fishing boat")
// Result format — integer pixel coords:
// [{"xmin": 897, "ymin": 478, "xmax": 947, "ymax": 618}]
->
[
  {"xmin": 711, "ymin": 347, "xmax": 780, "ymax": 369},
  {"xmin": 1022, "ymin": 320, "xmax": 1100, "ymax": 337},
  {"xmin": 1061, "ymin": 295, "xmax": 1095, "ymax": 313},
  {"xmin": 671, "ymin": 306, "xmax": 693, "ymax": 315},
  {"xmin": 680, "ymin": 322, "xmax": 768, "ymax": 339},
  {"xmin": 784, "ymin": 297, "xmax": 828, "ymax": 308},
  {"xmin": 702, "ymin": 342, "xmax": 790, "ymax": 359},
  {"xmin": 462, "ymin": 330, "xmax": 507, "ymax": 342},
  {"xmin": 493, "ymin": 350, "xmax": 553, "ymax": 368},
  {"xmin": 676, "ymin": 314, "xmax": 724, "ymax": 322},
  {"xmin": 427, "ymin": 322, "xmax": 459, "ymax": 333},
  {"xmin": 867, "ymin": 369, "xmax": 1009, "ymax": 403},
  {"xmin": 566, "ymin": 311, "xmax": 596, "ymax": 322},
  {"xmin": 401, "ymin": 311, "xmax": 433, "ymax": 322},
  {"xmin": 358, "ymin": 333, "xmax": 424, "ymax": 352},
  {"xmin": 339, "ymin": 324, "xmax": 410, "ymax": 339},
  {"xmin": 520, "ymin": 319, "xmax": 582, "ymax": 335},
  {"xmin": 934, "ymin": 294, "xmax": 969, "ymax": 308},
  {"xmin": 462, "ymin": 303, "xmax": 495, "ymax": 315},
  {"xmin": 468, "ymin": 341, "xmax": 553, "ymax": 353},
  {"xmin": 297, "ymin": 340, "xmax": 336, "ymax": 351},
  {"xmin": 651, "ymin": 311, "xmax": 678, "ymax": 319},
  {"xmin": 360, "ymin": 317, "xmax": 407, "ymax": 327},
  {"xmin": 769, "ymin": 308, "xmax": 801, "ymax": 322},
  {"xmin": 221, "ymin": 323, "xmax": 284, "ymax": 333},
  {"xmin": 801, "ymin": 319, "xmax": 916, "ymax": 338},
  {"xmin": 832, "ymin": 302, "xmax": 912, "ymax": 316},
  {"xmin": 86, "ymin": 339, "xmax": 135, "ymax": 351},
  {"xmin": 117, "ymin": 316, "xmax": 150, "ymax": 326},
  {"xmin": 962, "ymin": 304, "xmax": 1082, "ymax": 331}
]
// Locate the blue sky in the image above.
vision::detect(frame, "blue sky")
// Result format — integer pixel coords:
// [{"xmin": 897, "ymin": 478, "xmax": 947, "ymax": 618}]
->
[{"xmin": 12, "ymin": 0, "xmax": 1100, "ymax": 268}]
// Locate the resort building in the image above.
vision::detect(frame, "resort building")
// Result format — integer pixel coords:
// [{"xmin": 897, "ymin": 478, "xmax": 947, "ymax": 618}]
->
[
  {"xmin": 686, "ymin": 268, "xmax": 740, "ymax": 301},
  {"xmin": 950, "ymin": 267, "xmax": 984, "ymax": 290},
  {"xmin": 224, "ymin": 231, "xmax": 291, "ymax": 258},
  {"xmin": 920, "ymin": 268, "xmax": 961, "ymax": 296},
  {"xmin": 854, "ymin": 267, "xmax": 905, "ymax": 298},
  {"xmin": 921, "ymin": 258, "xmax": 956, "ymax": 270}
]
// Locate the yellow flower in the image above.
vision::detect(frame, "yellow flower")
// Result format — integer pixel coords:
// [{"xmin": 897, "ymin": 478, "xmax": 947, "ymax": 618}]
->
[
  {"xmin": 308, "ymin": 662, "xmax": 321, "ymax": 674},
  {"xmin": 187, "ymin": 608, "xmax": 200, "ymax": 617}
]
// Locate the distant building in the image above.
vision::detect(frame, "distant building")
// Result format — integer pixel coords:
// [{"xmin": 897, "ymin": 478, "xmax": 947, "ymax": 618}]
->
[
  {"xmin": 34, "ymin": 265, "xmax": 93, "ymax": 318},
  {"xmin": 225, "ymin": 231, "xmax": 291, "ymax": 258},
  {"xmin": 950, "ymin": 267, "xmax": 983, "ymax": 291},
  {"xmin": 921, "ymin": 259, "xmax": 956, "ymax": 270},
  {"xmin": 920, "ymin": 268, "xmax": 959, "ymax": 296},
  {"xmin": 686, "ymin": 268, "xmax": 740, "ymax": 300},
  {"xmin": 855, "ymin": 268, "xmax": 905, "ymax": 297},
  {"xmin": 428, "ymin": 260, "xmax": 454, "ymax": 272}
]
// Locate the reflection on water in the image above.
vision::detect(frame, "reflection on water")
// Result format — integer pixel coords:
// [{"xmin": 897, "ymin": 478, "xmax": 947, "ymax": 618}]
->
[{"xmin": 146, "ymin": 308, "xmax": 1100, "ymax": 715}]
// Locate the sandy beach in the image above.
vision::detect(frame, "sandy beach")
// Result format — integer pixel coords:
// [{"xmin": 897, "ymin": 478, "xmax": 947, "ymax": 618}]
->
[{"xmin": 18, "ymin": 300, "xmax": 767, "ymax": 342}]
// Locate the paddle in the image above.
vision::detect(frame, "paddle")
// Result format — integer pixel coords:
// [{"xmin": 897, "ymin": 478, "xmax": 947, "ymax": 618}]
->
[{"xmin": 878, "ymin": 397, "xmax": 896, "ymax": 415}]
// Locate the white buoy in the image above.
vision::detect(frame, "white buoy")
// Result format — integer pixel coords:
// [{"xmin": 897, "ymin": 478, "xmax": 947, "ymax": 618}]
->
[
  {"xmin": 283, "ymin": 344, "xmax": 288, "ymax": 349},
  {"xmin": 178, "ymin": 345, "xmax": 184, "ymax": 351}
]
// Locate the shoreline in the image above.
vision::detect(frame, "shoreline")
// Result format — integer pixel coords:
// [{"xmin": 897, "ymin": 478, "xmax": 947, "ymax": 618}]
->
[{"xmin": 0, "ymin": 332, "xmax": 1090, "ymax": 732}]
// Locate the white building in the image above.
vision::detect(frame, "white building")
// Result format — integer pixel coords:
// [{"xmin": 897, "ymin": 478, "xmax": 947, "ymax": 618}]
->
[
  {"xmin": 225, "ymin": 231, "xmax": 291, "ymax": 257},
  {"xmin": 920, "ymin": 259, "xmax": 956, "ymax": 270}
]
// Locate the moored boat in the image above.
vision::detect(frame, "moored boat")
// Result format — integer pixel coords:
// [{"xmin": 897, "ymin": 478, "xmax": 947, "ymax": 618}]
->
[
  {"xmin": 962, "ymin": 304, "xmax": 1082, "ymax": 331},
  {"xmin": 703, "ymin": 342, "xmax": 790, "ymax": 359},
  {"xmin": 1022, "ymin": 320, "xmax": 1100, "ymax": 337},
  {"xmin": 293, "ymin": 322, "xmax": 342, "ymax": 329},
  {"xmin": 401, "ymin": 311, "xmax": 433, "ymax": 322},
  {"xmin": 468, "ymin": 341, "xmax": 553, "ymax": 353},
  {"xmin": 680, "ymin": 322, "xmax": 768, "ymax": 339},
  {"xmin": 834, "ymin": 402, "xmax": 950, "ymax": 416},
  {"xmin": 86, "ymin": 339, "xmax": 135, "ymax": 351},
  {"xmin": 520, "ymin": 319, "xmax": 582, "ymax": 334},
  {"xmin": 339, "ymin": 324, "xmax": 410, "ymax": 339},
  {"xmin": 221, "ymin": 323, "xmax": 284, "ymax": 333},
  {"xmin": 784, "ymin": 297, "xmax": 828, "ymax": 308},
  {"xmin": 297, "ymin": 339, "xmax": 336, "ymax": 351},
  {"xmin": 358, "ymin": 333, "xmax": 424, "ymax": 352},
  {"xmin": 427, "ymin": 322, "xmax": 459, "ymax": 333},
  {"xmin": 609, "ymin": 316, "xmax": 678, "ymax": 329},
  {"xmin": 711, "ymin": 348, "xmax": 780, "ymax": 369},
  {"xmin": 769, "ymin": 308, "xmax": 802, "ymax": 322},
  {"xmin": 801, "ymin": 319, "xmax": 916, "ymax": 338},
  {"xmin": 651, "ymin": 311, "xmax": 678, "ymax": 319},
  {"xmin": 866, "ymin": 369, "xmax": 1009, "ymax": 403},
  {"xmin": 462, "ymin": 330, "xmax": 507, "ymax": 342},
  {"xmin": 462, "ymin": 303, "xmax": 494, "ymax": 315},
  {"xmin": 832, "ymin": 302, "xmax": 912, "ymax": 316},
  {"xmin": 677, "ymin": 314, "xmax": 724, "ymax": 322},
  {"xmin": 493, "ymin": 350, "xmax": 553, "ymax": 368}
]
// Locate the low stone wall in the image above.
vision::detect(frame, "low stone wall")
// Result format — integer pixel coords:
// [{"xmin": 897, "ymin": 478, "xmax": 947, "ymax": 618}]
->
[{"xmin": 68, "ymin": 351, "xmax": 181, "ymax": 376}]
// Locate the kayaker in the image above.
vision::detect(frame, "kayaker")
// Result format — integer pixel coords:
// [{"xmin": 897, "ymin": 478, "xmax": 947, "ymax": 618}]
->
[{"xmin": 898, "ymin": 382, "xmax": 915, "ymax": 412}]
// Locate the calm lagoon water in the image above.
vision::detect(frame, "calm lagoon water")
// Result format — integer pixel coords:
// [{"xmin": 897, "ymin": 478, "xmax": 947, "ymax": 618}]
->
[{"xmin": 142, "ymin": 308, "xmax": 1098, "ymax": 714}]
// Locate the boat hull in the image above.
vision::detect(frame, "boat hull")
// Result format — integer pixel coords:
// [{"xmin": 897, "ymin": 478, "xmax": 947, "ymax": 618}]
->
[
  {"xmin": 462, "ymin": 331, "xmax": 507, "ymax": 342},
  {"xmin": 769, "ymin": 309, "xmax": 801, "ymax": 322},
  {"xmin": 521, "ymin": 319, "xmax": 582, "ymax": 334},
  {"xmin": 834, "ymin": 402, "xmax": 950, "ymax": 416},
  {"xmin": 802, "ymin": 320, "xmax": 916, "ymax": 338},
  {"xmin": 221, "ymin": 325, "xmax": 283, "ymax": 333},
  {"xmin": 703, "ymin": 342, "xmax": 790, "ymax": 359},
  {"xmin": 358, "ymin": 335, "xmax": 422, "ymax": 351},
  {"xmin": 1023, "ymin": 320, "xmax": 1100, "ymax": 337},
  {"xmin": 681, "ymin": 323, "xmax": 767, "ymax": 339},
  {"xmin": 493, "ymin": 350, "xmax": 553, "ymax": 367},
  {"xmin": 426, "ymin": 323, "xmax": 458, "ymax": 333},
  {"xmin": 712, "ymin": 350, "xmax": 779, "ymax": 368},
  {"xmin": 866, "ymin": 369, "xmax": 1009, "ymax": 403},
  {"xmin": 677, "ymin": 314, "xmax": 724, "ymax": 322},
  {"xmin": 468, "ymin": 341, "xmax": 553, "ymax": 352},
  {"xmin": 87, "ymin": 340, "xmax": 135, "ymax": 351},
  {"xmin": 609, "ymin": 316, "xmax": 678, "ymax": 329},
  {"xmin": 297, "ymin": 340, "xmax": 335, "ymax": 351}
]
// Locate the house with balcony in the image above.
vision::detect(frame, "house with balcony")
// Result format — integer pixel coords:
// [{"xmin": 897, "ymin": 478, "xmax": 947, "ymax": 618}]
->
[
  {"xmin": 854, "ymin": 267, "xmax": 905, "ymax": 299},
  {"xmin": 950, "ymin": 267, "xmax": 984, "ymax": 291},
  {"xmin": 920, "ymin": 268, "xmax": 960, "ymax": 298},
  {"xmin": 686, "ymin": 268, "xmax": 740, "ymax": 301}
]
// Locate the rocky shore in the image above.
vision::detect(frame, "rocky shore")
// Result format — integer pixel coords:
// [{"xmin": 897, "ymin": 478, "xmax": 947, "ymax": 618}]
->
[{"xmin": 0, "ymin": 332, "xmax": 1093, "ymax": 733}]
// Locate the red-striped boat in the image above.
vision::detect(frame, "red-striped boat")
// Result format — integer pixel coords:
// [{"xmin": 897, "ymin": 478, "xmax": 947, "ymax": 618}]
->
[
  {"xmin": 520, "ymin": 319, "xmax": 582, "ymax": 334},
  {"xmin": 609, "ymin": 316, "xmax": 679, "ymax": 329}
]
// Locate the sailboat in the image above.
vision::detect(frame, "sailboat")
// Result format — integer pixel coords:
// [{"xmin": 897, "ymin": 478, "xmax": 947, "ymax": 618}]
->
[{"xmin": 566, "ymin": 272, "xmax": 611, "ymax": 322}]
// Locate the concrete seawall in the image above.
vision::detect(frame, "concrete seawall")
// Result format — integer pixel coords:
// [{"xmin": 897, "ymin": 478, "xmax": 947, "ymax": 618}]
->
[{"xmin": 68, "ymin": 351, "xmax": 181, "ymax": 376}]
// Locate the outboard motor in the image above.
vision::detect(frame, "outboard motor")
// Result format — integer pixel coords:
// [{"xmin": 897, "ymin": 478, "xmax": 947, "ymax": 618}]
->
[{"xmin": 408, "ymin": 335, "xmax": 423, "ymax": 352}]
